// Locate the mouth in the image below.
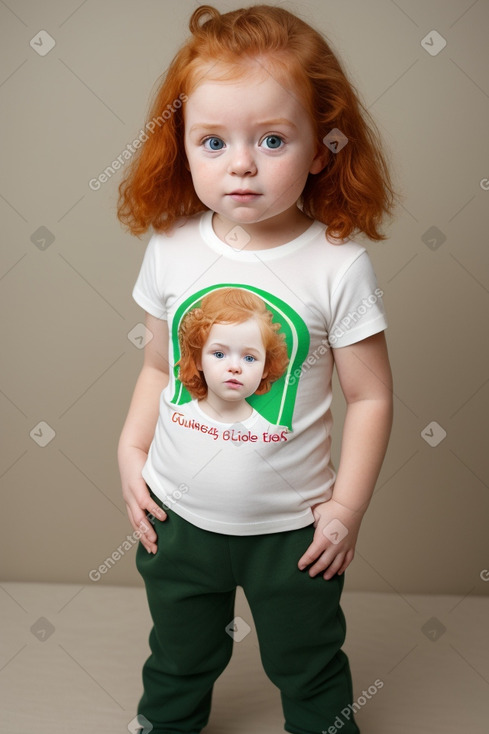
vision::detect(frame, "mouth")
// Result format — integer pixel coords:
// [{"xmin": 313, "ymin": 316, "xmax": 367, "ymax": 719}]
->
[
  {"xmin": 228, "ymin": 190, "xmax": 261, "ymax": 201},
  {"xmin": 225, "ymin": 379, "xmax": 243, "ymax": 387}
]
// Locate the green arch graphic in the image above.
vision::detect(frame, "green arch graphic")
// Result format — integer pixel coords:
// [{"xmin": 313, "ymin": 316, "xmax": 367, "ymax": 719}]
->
[{"xmin": 170, "ymin": 284, "xmax": 310, "ymax": 430}]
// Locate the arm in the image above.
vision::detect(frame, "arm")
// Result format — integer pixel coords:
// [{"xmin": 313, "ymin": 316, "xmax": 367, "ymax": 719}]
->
[
  {"xmin": 118, "ymin": 313, "xmax": 170, "ymax": 554},
  {"xmin": 298, "ymin": 331, "xmax": 393, "ymax": 579}
]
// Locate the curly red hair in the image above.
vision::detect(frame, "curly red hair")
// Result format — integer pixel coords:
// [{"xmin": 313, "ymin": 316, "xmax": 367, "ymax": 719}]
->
[
  {"xmin": 117, "ymin": 4, "xmax": 396, "ymax": 242},
  {"xmin": 176, "ymin": 288, "xmax": 289, "ymax": 400}
]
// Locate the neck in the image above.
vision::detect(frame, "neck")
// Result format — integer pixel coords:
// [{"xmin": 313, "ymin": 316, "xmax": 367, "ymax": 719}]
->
[{"xmin": 212, "ymin": 208, "xmax": 314, "ymax": 250}]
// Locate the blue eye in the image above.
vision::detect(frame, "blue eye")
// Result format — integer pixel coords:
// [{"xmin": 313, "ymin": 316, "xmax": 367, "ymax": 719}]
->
[
  {"xmin": 204, "ymin": 137, "xmax": 224, "ymax": 151},
  {"xmin": 262, "ymin": 135, "xmax": 284, "ymax": 150},
  {"xmin": 213, "ymin": 351, "xmax": 225, "ymax": 359},
  {"xmin": 244, "ymin": 355, "xmax": 256, "ymax": 363}
]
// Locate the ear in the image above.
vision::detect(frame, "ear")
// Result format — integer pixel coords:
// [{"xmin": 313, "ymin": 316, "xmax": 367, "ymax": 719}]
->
[
  {"xmin": 258, "ymin": 367, "xmax": 269, "ymax": 392},
  {"xmin": 196, "ymin": 355, "xmax": 202, "ymax": 371},
  {"xmin": 309, "ymin": 144, "xmax": 328, "ymax": 175}
]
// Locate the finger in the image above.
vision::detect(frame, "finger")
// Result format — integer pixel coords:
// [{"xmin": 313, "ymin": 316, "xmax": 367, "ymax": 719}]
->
[
  {"xmin": 298, "ymin": 538, "xmax": 330, "ymax": 570},
  {"xmin": 128, "ymin": 505, "xmax": 158, "ymax": 553},
  {"xmin": 128, "ymin": 480, "xmax": 166, "ymax": 524},
  {"xmin": 322, "ymin": 554, "xmax": 346, "ymax": 580},
  {"xmin": 127, "ymin": 503, "xmax": 152, "ymax": 535},
  {"xmin": 139, "ymin": 499, "xmax": 168, "ymax": 554},
  {"xmin": 143, "ymin": 498, "xmax": 167, "ymax": 523},
  {"xmin": 138, "ymin": 519, "xmax": 159, "ymax": 554},
  {"xmin": 126, "ymin": 504, "xmax": 140, "ymax": 536},
  {"xmin": 337, "ymin": 549, "xmax": 354, "ymax": 576},
  {"xmin": 309, "ymin": 548, "xmax": 343, "ymax": 578}
]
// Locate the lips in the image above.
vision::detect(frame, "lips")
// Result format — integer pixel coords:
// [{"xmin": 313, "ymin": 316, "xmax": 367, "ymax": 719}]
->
[
  {"xmin": 229, "ymin": 189, "xmax": 260, "ymax": 195},
  {"xmin": 228, "ymin": 190, "xmax": 261, "ymax": 201},
  {"xmin": 225, "ymin": 379, "xmax": 243, "ymax": 386}
]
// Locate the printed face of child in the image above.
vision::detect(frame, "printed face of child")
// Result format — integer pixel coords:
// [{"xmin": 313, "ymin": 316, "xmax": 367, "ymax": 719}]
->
[
  {"xmin": 184, "ymin": 63, "xmax": 325, "ymax": 242},
  {"xmin": 197, "ymin": 318, "xmax": 268, "ymax": 419}
]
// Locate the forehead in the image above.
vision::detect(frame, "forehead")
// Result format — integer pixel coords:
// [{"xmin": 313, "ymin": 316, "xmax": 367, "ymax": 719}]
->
[
  {"xmin": 188, "ymin": 56, "xmax": 292, "ymax": 91},
  {"xmin": 185, "ymin": 59, "xmax": 310, "ymax": 121},
  {"xmin": 206, "ymin": 319, "xmax": 265, "ymax": 347}
]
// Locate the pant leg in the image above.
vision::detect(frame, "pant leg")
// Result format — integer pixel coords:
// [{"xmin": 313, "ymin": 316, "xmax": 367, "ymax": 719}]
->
[
  {"xmin": 233, "ymin": 523, "xmax": 360, "ymax": 734},
  {"xmin": 136, "ymin": 494, "xmax": 237, "ymax": 734}
]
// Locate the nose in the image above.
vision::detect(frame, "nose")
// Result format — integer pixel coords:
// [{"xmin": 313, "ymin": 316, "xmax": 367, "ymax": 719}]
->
[
  {"xmin": 228, "ymin": 145, "xmax": 257, "ymax": 176},
  {"xmin": 228, "ymin": 357, "xmax": 242, "ymax": 373}
]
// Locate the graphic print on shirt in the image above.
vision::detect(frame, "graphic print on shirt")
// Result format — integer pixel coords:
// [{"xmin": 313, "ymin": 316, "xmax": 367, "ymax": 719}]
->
[{"xmin": 170, "ymin": 284, "xmax": 310, "ymax": 431}]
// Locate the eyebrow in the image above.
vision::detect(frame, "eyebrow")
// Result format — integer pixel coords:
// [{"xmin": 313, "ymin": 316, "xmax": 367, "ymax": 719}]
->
[
  {"xmin": 189, "ymin": 124, "xmax": 226, "ymax": 133},
  {"xmin": 207, "ymin": 342, "xmax": 263, "ymax": 354},
  {"xmin": 189, "ymin": 118, "xmax": 298, "ymax": 134},
  {"xmin": 255, "ymin": 118, "xmax": 298, "ymax": 130}
]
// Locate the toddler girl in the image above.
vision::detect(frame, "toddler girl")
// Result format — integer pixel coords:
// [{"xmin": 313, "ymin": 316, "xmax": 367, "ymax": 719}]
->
[{"xmin": 118, "ymin": 5, "xmax": 395, "ymax": 733}]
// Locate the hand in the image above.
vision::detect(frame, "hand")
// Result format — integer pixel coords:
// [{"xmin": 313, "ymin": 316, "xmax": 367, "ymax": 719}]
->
[
  {"xmin": 118, "ymin": 445, "xmax": 167, "ymax": 554},
  {"xmin": 297, "ymin": 498, "xmax": 364, "ymax": 580}
]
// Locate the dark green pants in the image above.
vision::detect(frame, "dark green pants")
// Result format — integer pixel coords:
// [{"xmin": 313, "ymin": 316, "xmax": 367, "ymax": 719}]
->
[{"xmin": 136, "ymin": 489, "xmax": 360, "ymax": 734}]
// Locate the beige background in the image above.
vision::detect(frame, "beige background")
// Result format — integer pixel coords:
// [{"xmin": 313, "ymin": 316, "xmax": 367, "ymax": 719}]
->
[{"xmin": 1, "ymin": 0, "xmax": 488, "ymax": 597}]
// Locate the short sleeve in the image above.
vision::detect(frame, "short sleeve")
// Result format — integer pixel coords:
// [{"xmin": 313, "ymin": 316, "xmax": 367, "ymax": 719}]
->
[
  {"xmin": 328, "ymin": 250, "xmax": 388, "ymax": 348},
  {"xmin": 132, "ymin": 235, "xmax": 167, "ymax": 320}
]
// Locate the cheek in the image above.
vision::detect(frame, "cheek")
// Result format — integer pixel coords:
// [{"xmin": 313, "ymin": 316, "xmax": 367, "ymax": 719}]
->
[
  {"xmin": 186, "ymin": 155, "xmax": 201, "ymax": 181},
  {"xmin": 271, "ymin": 158, "xmax": 309, "ymax": 189},
  {"xmin": 188, "ymin": 161, "xmax": 218, "ymax": 197},
  {"xmin": 250, "ymin": 363, "xmax": 266, "ymax": 383}
]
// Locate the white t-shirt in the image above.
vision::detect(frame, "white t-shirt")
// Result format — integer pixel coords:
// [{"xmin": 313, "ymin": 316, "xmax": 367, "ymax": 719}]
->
[{"xmin": 132, "ymin": 210, "xmax": 388, "ymax": 535}]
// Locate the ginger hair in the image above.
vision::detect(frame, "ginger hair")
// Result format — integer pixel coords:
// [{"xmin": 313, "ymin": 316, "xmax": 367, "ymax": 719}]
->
[
  {"xmin": 177, "ymin": 288, "xmax": 289, "ymax": 400},
  {"xmin": 117, "ymin": 4, "xmax": 396, "ymax": 241}
]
